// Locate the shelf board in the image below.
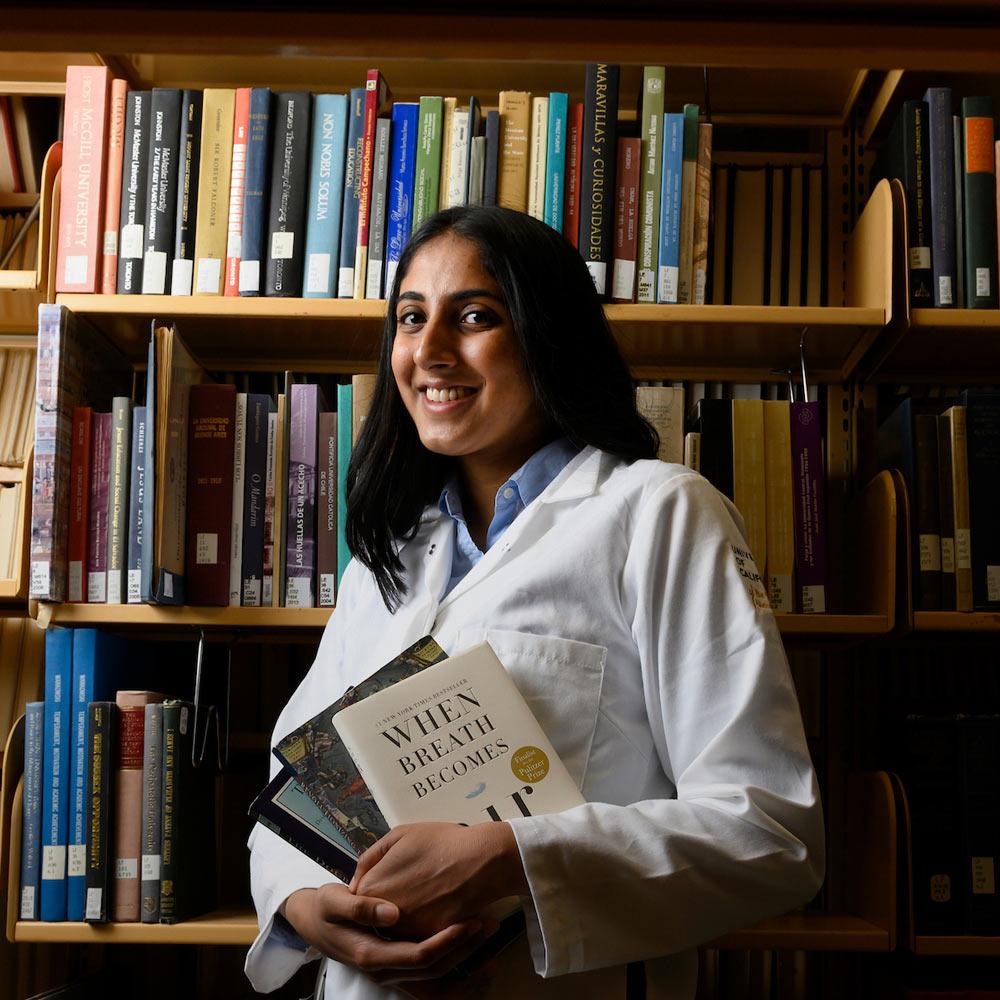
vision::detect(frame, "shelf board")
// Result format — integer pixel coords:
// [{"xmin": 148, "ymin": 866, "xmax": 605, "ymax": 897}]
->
[
  {"xmin": 913, "ymin": 935, "xmax": 1000, "ymax": 957},
  {"xmin": 14, "ymin": 908, "xmax": 257, "ymax": 945},
  {"xmin": 878, "ymin": 308, "xmax": 1000, "ymax": 381},
  {"xmin": 36, "ymin": 603, "xmax": 333, "ymax": 630},
  {"xmin": 0, "ymin": 270, "xmax": 38, "ymax": 291},
  {"xmin": 914, "ymin": 611, "xmax": 1000, "ymax": 632},
  {"xmin": 711, "ymin": 913, "xmax": 890, "ymax": 951},
  {"xmin": 56, "ymin": 295, "xmax": 884, "ymax": 380},
  {"xmin": 775, "ymin": 613, "xmax": 889, "ymax": 636}
]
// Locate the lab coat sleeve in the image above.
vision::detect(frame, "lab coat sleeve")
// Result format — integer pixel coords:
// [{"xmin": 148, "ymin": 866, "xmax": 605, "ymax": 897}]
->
[
  {"xmin": 507, "ymin": 472, "xmax": 825, "ymax": 977},
  {"xmin": 244, "ymin": 561, "xmax": 362, "ymax": 992}
]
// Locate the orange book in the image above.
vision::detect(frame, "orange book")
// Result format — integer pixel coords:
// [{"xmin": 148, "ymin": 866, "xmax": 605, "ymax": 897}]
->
[
  {"xmin": 224, "ymin": 87, "xmax": 250, "ymax": 296},
  {"xmin": 56, "ymin": 65, "xmax": 111, "ymax": 293},
  {"xmin": 100, "ymin": 79, "xmax": 128, "ymax": 295}
]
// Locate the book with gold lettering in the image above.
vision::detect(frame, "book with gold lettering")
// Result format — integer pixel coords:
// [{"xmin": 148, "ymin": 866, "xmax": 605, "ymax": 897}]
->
[{"xmin": 192, "ymin": 89, "xmax": 235, "ymax": 295}]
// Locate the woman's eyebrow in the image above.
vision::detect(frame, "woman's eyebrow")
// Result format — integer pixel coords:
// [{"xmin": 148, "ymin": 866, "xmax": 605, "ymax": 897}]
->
[{"xmin": 450, "ymin": 288, "xmax": 504, "ymax": 304}]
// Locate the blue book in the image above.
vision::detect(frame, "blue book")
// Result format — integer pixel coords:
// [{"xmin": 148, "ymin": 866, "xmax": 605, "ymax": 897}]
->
[
  {"xmin": 657, "ymin": 113, "xmax": 684, "ymax": 304},
  {"xmin": 303, "ymin": 94, "xmax": 349, "ymax": 298},
  {"xmin": 20, "ymin": 701, "xmax": 44, "ymax": 921},
  {"xmin": 384, "ymin": 102, "xmax": 419, "ymax": 296},
  {"xmin": 140, "ymin": 336, "xmax": 155, "ymax": 602},
  {"xmin": 923, "ymin": 87, "xmax": 956, "ymax": 308},
  {"xmin": 239, "ymin": 88, "xmax": 273, "ymax": 296},
  {"xmin": 336, "ymin": 383, "xmax": 353, "ymax": 586},
  {"xmin": 544, "ymin": 92, "xmax": 568, "ymax": 233},
  {"xmin": 126, "ymin": 405, "xmax": 146, "ymax": 604},
  {"xmin": 337, "ymin": 88, "xmax": 365, "ymax": 298},
  {"xmin": 67, "ymin": 629, "xmax": 131, "ymax": 920},
  {"xmin": 41, "ymin": 628, "xmax": 73, "ymax": 921}
]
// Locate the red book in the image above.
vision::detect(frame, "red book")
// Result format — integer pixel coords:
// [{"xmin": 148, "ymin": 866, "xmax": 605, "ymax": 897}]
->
[
  {"xmin": 87, "ymin": 412, "xmax": 111, "ymax": 603},
  {"xmin": 56, "ymin": 65, "xmax": 111, "ymax": 293},
  {"xmin": 224, "ymin": 87, "xmax": 251, "ymax": 296},
  {"xmin": 67, "ymin": 406, "xmax": 92, "ymax": 602},
  {"xmin": 353, "ymin": 68, "xmax": 390, "ymax": 298},
  {"xmin": 612, "ymin": 137, "xmax": 641, "ymax": 303},
  {"xmin": 100, "ymin": 79, "xmax": 128, "ymax": 295},
  {"xmin": 563, "ymin": 102, "xmax": 584, "ymax": 249},
  {"xmin": 185, "ymin": 384, "xmax": 237, "ymax": 606}
]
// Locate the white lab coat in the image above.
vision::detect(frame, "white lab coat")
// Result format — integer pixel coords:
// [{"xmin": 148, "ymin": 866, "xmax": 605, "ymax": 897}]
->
[{"xmin": 245, "ymin": 446, "xmax": 824, "ymax": 999}]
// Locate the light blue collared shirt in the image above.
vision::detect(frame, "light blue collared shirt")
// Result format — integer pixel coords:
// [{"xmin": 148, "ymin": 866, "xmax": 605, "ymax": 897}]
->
[{"xmin": 437, "ymin": 437, "xmax": 581, "ymax": 598}]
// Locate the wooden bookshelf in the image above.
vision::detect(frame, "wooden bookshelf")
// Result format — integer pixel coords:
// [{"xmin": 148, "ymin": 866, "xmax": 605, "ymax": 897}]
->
[
  {"xmin": 878, "ymin": 309, "xmax": 1000, "ymax": 382},
  {"xmin": 712, "ymin": 913, "xmax": 890, "ymax": 951},
  {"xmin": 13, "ymin": 909, "xmax": 258, "ymax": 946},
  {"xmin": 913, "ymin": 612, "xmax": 1000, "ymax": 632},
  {"xmin": 913, "ymin": 936, "xmax": 1000, "ymax": 957}
]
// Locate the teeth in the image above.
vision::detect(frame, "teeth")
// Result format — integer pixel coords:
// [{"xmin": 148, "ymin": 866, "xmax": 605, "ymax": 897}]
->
[{"xmin": 426, "ymin": 387, "xmax": 473, "ymax": 402}]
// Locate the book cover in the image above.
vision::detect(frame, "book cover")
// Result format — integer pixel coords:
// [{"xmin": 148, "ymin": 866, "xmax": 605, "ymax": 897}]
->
[
  {"xmin": 67, "ymin": 406, "xmax": 92, "ymax": 603},
  {"xmin": 239, "ymin": 87, "xmax": 272, "ymax": 296},
  {"xmin": 937, "ymin": 413, "xmax": 957, "ymax": 610},
  {"xmin": 483, "ymin": 109, "xmax": 500, "ymax": 208},
  {"xmin": 126, "ymin": 405, "xmax": 147, "ymax": 604},
  {"xmin": 960, "ymin": 389, "xmax": 1000, "ymax": 608},
  {"xmin": 678, "ymin": 104, "xmax": 700, "ymax": 304},
  {"xmin": 692, "ymin": 123, "xmax": 714, "ymax": 305},
  {"xmin": 112, "ymin": 691, "xmax": 164, "ymax": 922},
  {"xmin": 140, "ymin": 701, "xmax": 164, "ymax": 923},
  {"xmin": 464, "ymin": 96, "xmax": 483, "ymax": 206},
  {"xmin": 657, "ymin": 112, "xmax": 683, "ymax": 304},
  {"xmin": 84, "ymin": 700, "xmax": 116, "ymax": 923},
  {"xmin": 303, "ymin": 93, "xmax": 348, "ymax": 299},
  {"xmin": 961, "ymin": 97, "xmax": 998, "ymax": 308},
  {"xmin": 526, "ymin": 96, "xmax": 548, "ymax": 221},
  {"xmin": 438, "ymin": 97, "xmax": 457, "ymax": 211},
  {"xmin": 20, "ymin": 700, "xmax": 44, "ymax": 920},
  {"xmin": 611, "ymin": 136, "xmax": 640, "ymax": 303},
  {"xmin": 954, "ymin": 113, "xmax": 966, "ymax": 308},
  {"xmin": 543, "ymin": 91, "xmax": 568, "ymax": 233},
  {"xmin": 193, "ymin": 88, "xmax": 236, "ymax": 296},
  {"xmin": 142, "ymin": 88, "xmax": 182, "ymax": 294},
  {"xmin": 497, "ymin": 90, "xmax": 530, "ymax": 214},
  {"xmin": 170, "ymin": 89, "xmax": 203, "ymax": 295},
  {"xmin": 106, "ymin": 396, "xmax": 133, "ymax": 605},
  {"xmin": 468, "ymin": 135, "xmax": 487, "ymax": 207},
  {"xmin": 265, "ymin": 91, "xmax": 312, "ymax": 297},
  {"xmin": 563, "ymin": 102, "xmax": 584, "ymax": 249},
  {"xmin": 317, "ymin": 410, "xmax": 338, "ymax": 608},
  {"xmin": 337, "ymin": 88, "xmax": 365, "ymax": 298},
  {"xmin": 924, "ymin": 87, "xmax": 956, "ymax": 307},
  {"xmin": 117, "ymin": 90, "xmax": 151, "ymax": 295},
  {"xmin": 40, "ymin": 627, "xmax": 73, "ymax": 921},
  {"xmin": 263, "ymin": 409, "xmax": 277, "ymax": 606},
  {"xmin": 100, "ymin": 78, "xmax": 128, "ymax": 295},
  {"xmin": 87, "ymin": 411, "xmax": 111, "ymax": 604},
  {"xmin": 354, "ymin": 69, "xmax": 390, "ymax": 298},
  {"xmin": 636, "ymin": 67, "xmax": 665, "ymax": 303},
  {"xmin": 56, "ymin": 65, "xmax": 111, "ymax": 293},
  {"xmin": 791, "ymin": 400, "xmax": 828, "ymax": 613},
  {"xmin": 413, "ymin": 95, "xmax": 443, "ymax": 232},
  {"xmin": 242, "ymin": 393, "xmax": 273, "ymax": 607},
  {"xmin": 185, "ymin": 383, "xmax": 236, "ymax": 606},
  {"xmin": 285, "ymin": 382, "xmax": 323, "ymax": 608},
  {"xmin": 223, "ymin": 86, "xmax": 250, "ymax": 296},
  {"xmin": 351, "ymin": 373, "xmax": 377, "ymax": 446},
  {"xmin": 444, "ymin": 106, "xmax": 470, "ymax": 211},
  {"xmin": 732, "ymin": 398, "xmax": 767, "ymax": 578},
  {"xmin": 958, "ymin": 715, "xmax": 1000, "ymax": 933},
  {"xmin": 634, "ymin": 385, "xmax": 683, "ymax": 464},
  {"xmin": 229, "ymin": 392, "xmax": 247, "ymax": 606},
  {"xmin": 273, "ymin": 390, "xmax": 288, "ymax": 606},
  {"xmin": 365, "ymin": 116, "xmax": 392, "ymax": 299},
  {"xmin": 384, "ymin": 102, "xmax": 419, "ymax": 295},
  {"xmin": 943, "ymin": 404, "xmax": 973, "ymax": 611},
  {"xmin": 763, "ymin": 400, "xmax": 795, "ymax": 613},
  {"xmin": 336, "ymin": 382, "xmax": 353, "ymax": 586}
]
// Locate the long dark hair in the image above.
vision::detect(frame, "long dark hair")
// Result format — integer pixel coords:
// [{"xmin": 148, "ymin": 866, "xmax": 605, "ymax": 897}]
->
[{"xmin": 347, "ymin": 205, "xmax": 658, "ymax": 611}]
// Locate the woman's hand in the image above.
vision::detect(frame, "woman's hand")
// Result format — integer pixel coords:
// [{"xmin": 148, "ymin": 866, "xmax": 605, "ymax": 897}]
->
[
  {"xmin": 282, "ymin": 883, "xmax": 493, "ymax": 990},
  {"xmin": 350, "ymin": 821, "xmax": 529, "ymax": 940}
]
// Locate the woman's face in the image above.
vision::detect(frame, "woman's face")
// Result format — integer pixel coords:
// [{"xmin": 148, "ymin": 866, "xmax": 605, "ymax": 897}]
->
[{"xmin": 391, "ymin": 233, "xmax": 548, "ymax": 471}]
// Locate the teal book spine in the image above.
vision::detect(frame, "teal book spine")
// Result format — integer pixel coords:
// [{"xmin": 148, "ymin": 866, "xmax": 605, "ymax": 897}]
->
[
  {"xmin": 304, "ymin": 94, "xmax": 349, "ymax": 298},
  {"xmin": 657, "ymin": 113, "xmax": 684, "ymax": 304},
  {"xmin": 336, "ymin": 383, "xmax": 353, "ymax": 586},
  {"xmin": 543, "ymin": 92, "xmax": 568, "ymax": 233}
]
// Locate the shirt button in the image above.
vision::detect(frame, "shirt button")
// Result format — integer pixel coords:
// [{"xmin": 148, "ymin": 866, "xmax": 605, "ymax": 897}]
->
[{"xmin": 502, "ymin": 487, "xmax": 515, "ymax": 500}]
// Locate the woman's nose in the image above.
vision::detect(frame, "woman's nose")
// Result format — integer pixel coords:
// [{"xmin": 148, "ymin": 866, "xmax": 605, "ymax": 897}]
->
[{"xmin": 413, "ymin": 313, "xmax": 457, "ymax": 369}]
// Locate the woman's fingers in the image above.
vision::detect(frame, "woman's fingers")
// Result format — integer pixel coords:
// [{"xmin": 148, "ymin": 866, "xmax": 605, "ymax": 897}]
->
[{"xmin": 314, "ymin": 882, "xmax": 399, "ymax": 928}]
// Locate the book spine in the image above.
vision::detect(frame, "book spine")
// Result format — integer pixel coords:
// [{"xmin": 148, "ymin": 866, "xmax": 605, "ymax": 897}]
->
[
  {"xmin": 263, "ymin": 409, "xmax": 277, "ymax": 606},
  {"xmin": 763, "ymin": 400, "xmax": 795, "ymax": 613},
  {"xmin": 384, "ymin": 102, "xmax": 419, "ymax": 295},
  {"xmin": 445, "ymin": 108, "xmax": 470, "ymax": 210},
  {"xmin": 126, "ymin": 406, "xmax": 147, "ymax": 604},
  {"xmin": 947, "ymin": 405, "xmax": 974, "ymax": 611},
  {"xmin": 365, "ymin": 116, "xmax": 392, "ymax": 299},
  {"xmin": 265, "ymin": 92, "xmax": 312, "ymax": 297},
  {"xmin": 913, "ymin": 412, "xmax": 943, "ymax": 610},
  {"xmin": 142, "ymin": 88, "xmax": 182, "ymax": 294},
  {"xmin": 695, "ymin": 399, "xmax": 734, "ymax": 499},
  {"xmin": 684, "ymin": 431, "xmax": 701, "ymax": 471},
  {"xmin": 193, "ymin": 89, "xmax": 236, "ymax": 296},
  {"xmin": 239, "ymin": 88, "xmax": 272, "ymax": 296},
  {"xmin": 468, "ymin": 135, "xmax": 486, "ymax": 207},
  {"xmin": 112, "ymin": 697, "xmax": 149, "ymax": 922},
  {"xmin": 87, "ymin": 412, "xmax": 111, "ymax": 604},
  {"xmin": 635, "ymin": 384, "xmax": 683, "ymax": 463},
  {"xmin": 317, "ymin": 410, "xmax": 338, "ymax": 607},
  {"xmin": 337, "ymin": 88, "xmax": 365, "ymax": 298},
  {"xmin": 483, "ymin": 109, "xmax": 500, "ymax": 208},
  {"xmin": 612, "ymin": 137, "xmax": 640, "ymax": 303},
  {"xmin": 352, "ymin": 374, "xmax": 376, "ymax": 446},
  {"xmin": 962, "ymin": 390, "xmax": 1000, "ymax": 607},
  {"xmin": 354, "ymin": 69, "xmax": 388, "ymax": 298},
  {"xmin": 337, "ymin": 383, "xmax": 353, "ymax": 586},
  {"xmin": 159, "ymin": 703, "xmax": 181, "ymax": 922},
  {"xmin": 907, "ymin": 100, "xmax": 934, "ymax": 307},
  {"xmin": 67, "ymin": 637, "xmax": 95, "ymax": 921},
  {"xmin": 241, "ymin": 394, "xmax": 270, "ymax": 607},
  {"xmin": 563, "ymin": 102, "xmax": 584, "ymax": 248},
  {"xmin": 954, "ymin": 114, "xmax": 966, "ymax": 308},
  {"xmin": 20, "ymin": 701, "xmax": 44, "ymax": 921},
  {"xmin": 464, "ymin": 97, "xmax": 482, "ymax": 205},
  {"xmin": 636, "ymin": 67, "xmax": 665, "ymax": 303},
  {"xmin": 229, "ymin": 393, "xmax": 247, "ymax": 606},
  {"xmin": 285, "ymin": 384, "xmax": 319, "ymax": 608},
  {"xmin": 578, "ymin": 64, "xmax": 619, "ymax": 297},
  {"xmin": 732, "ymin": 398, "xmax": 768, "ymax": 577},
  {"xmin": 224, "ymin": 87, "xmax": 250, "ymax": 296},
  {"xmin": 438, "ymin": 97, "xmax": 456, "ymax": 211},
  {"xmin": 84, "ymin": 701, "xmax": 115, "ymax": 923},
  {"xmin": 140, "ymin": 702, "xmax": 164, "ymax": 923},
  {"xmin": 303, "ymin": 93, "xmax": 348, "ymax": 299},
  {"xmin": 962, "ymin": 97, "xmax": 999, "ymax": 308},
  {"xmin": 924, "ymin": 88, "xmax": 956, "ymax": 307},
  {"xmin": 937, "ymin": 413, "xmax": 957, "ymax": 610},
  {"xmin": 57, "ymin": 66, "xmax": 111, "ymax": 293},
  {"xmin": 140, "ymin": 337, "xmax": 156, "ymax": 602},
  {"xmin": 543, "ymin": 92, "xmax": 568, "ymax": 233},
  {"xmin": 958, "ymin": 716, "xmax": 1000, "ymax": 933},
  {"xmin": 40, "ymin": 628, "xmax": 72, "ymax": 921},
  {"xmin": 101, "ymin": 79, "xmax": 128, "ymax": 295},
  {"xmin": 692, "ymin": 123, "xmax": 714, "ymax": 305},
  {"xmin": 657, "ymin": 113, "xmax": 684, "ymax": 304},
  {"xmin": 106, "ymin": 397, "xmax": 133, "ymax": 605},
  {"xmin": 170, "ymin": 90, "xmax": 203, "ymax": 295},
  {"xmin": 790, "ymin": 400, "xmax": 828, "ymax": 613},
  {"xmin": 413, "ymin": 96, "xmax": 444, "ymax": 232},
  {"xmin": 498, "ymin": 91, "xmax": 531, "ymax": 214},
  {"xmin": 527, "ymin": 97, "xmax": 548, "ymax": 221},
  {"xmin": 67, "ymin": 406, "xmax": 92, "ymax": 603},
  {"xmin": 276, "ymin": 386, "xmax": 289, "ymax": 606},
  {"xmin": 117, "ymin": 90, "xmax": 150, "ymax": 295},
  {"xmin": 678, "ymin": 104, "xmax": 700, "ymax": 304}
]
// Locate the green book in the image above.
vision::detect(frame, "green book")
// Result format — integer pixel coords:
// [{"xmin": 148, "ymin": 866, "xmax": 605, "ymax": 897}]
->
[
  {"xmin": 636, "ymin": 67, "xmax": 665, "ymax": 303},
  {"xmin": 678, "ymin": 103, "xmax": 700, "ymax": 304},
  {"xmin": 413, "ymin": 96, "xmax": 444, "ymax": 232},
  {"xmin": 961, "ymin": 96, "xmax": 998, "ymax": 309}
]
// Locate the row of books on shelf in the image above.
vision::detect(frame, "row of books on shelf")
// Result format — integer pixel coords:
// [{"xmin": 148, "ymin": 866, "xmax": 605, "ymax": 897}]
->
[
  {"xmin": 20, "ymin": 628, "xmax": 216, "ymax": 924},
  {"xmin": 0, "ymin": 94, "xmax": 58, "ymax": 196},
  {"xmin": 874, "ymin": 90, "xmax": 999, "ymax": 309},
  {"xmin": 878, "ymin": 391, "xmax": 1000, "ymax": 612}
]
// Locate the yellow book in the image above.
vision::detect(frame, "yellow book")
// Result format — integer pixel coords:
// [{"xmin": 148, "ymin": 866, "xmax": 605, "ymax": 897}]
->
[
  {"xmin": 352, "ymin": 374, "xmax": 377, "ymax": 446},
  {"xmin": 732, "ymin": 399, "xmax": 767, "ymax": 577},
  {"xmin": 527, "ymin": 96, "xmax": 549, "ymax": 221},
  {"xmin": 193, "ymin": 88, "xmax": 236, "ymax": 295},
  {"xmin": 438, "ymin": 97, "xmax": 457, "ymax": 211},
  {"xmin": 944, "ymin": 404, "xmax": 973, "ymax": 612},
  {"xmin": 497, "ymin": 90, "xmax": 531, "ymax": 213},
  {"xmin": 763, "ymin": 400, "xmax": 795, "ymax": 613}
]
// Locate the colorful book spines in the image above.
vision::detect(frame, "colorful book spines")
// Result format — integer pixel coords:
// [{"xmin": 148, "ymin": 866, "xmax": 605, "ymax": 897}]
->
[
  {"xmin": 304, "ymin": 93, "xmax": 348, "ymax": 298},
  {"xmin": 657, "ymin": 112, "xmax": 684, "ymax": 304},
  {"xmin": 636, "ymin": 66, "xmax": 665, "ymax": 303},
  {"xmin": 224, "ymin": 87, "xmax": 251, "ymax": 296},
  {"xmin": 354, "ymin": 69, "xmax": 389, "ymax": 299},
  {"xmin": 544, "ymin": 92, "xmax": 568, "ymax": 233},
  {"xmin": 338, "ymin": 88, "xmax": 365, "ymax": 297},
  {"xmin": 384, "ymin": 102, "xmax": 418, "ymax": 295},
  {"xmin": 101, "ymin": 78, "xmax": 128, "ymax": 295},
  {"xmin": 413, "ymin": 96, "xmax": 444, "ymax": 232}
]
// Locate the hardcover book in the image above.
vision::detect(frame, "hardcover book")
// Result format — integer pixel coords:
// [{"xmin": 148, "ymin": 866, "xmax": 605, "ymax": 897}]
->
[
  {"xmin": 126, "ymin": 405, "xmax": 147, "ymax": 604},
  {"xmin": 365, "ymin": 116, "xmax": 392, "ymax": 299},
  {"xmin": 239, "ymin": 88, "xmax": 272, "ymax": 296},
  {"xmin": 140, "ymin": 702, "xmax": 164, "ymax": 923},
  {"xmin": 483, "ymin": 109, "xmax": 500, "ymax": 208},
  {"xmin": 20, "ymin": 701, "xmax": 44, "ymax": 920},
  {"xmin": 543, "ymin": 92, "xmax": 568, "ymax": 233},
  {"xmin": 464, "ymin": 96, "xmax": 483, "ymax": 206},
  {"xmin": 263, "ymin": 409, "xmax": 277, "ymax": 605},
  {"xmin": 677, "ymin": 104, "xmax": 700, "ymax": 304},
  {"xmin": 611, "ymin": 136, "xmax": 640, "ymax": 303},
  {"xmin": 384, "ymin": 102, "xmax": 419, "ymax": 295},
  {"xmin": 317, "ymin": 410, "xmax": 338, "ymax": 607},
  {"xmin": 937, "ymin": 414, "xmax": 957, "ymax": 610},
  {"xmin": 923, "ymin": 87, "xmax": 956, "ymax": 307},
  {"xmin": 526, "ymin": 96, "xmax": 548, "ymax": 221},
  {"xmin": 354, "ymin": 69, "xmax": 390, "ymax": 298},
  {"xmin": 84, "ymin": 701, "xmax": 115, "ymax": 922},
  {"xmin": 285, "ymin": 382, "xmax": 325, "ymax": 608},
  {"xmin": 763, "ymin": 400, "xmax": 795, "ymax": 613},
  {"xmin": 635, "ymin": 384, "xmax": 683, "ymax": 464},
  {"xmin": 337, "ymin": 88, "xmax": 365, "ymax": 298},
  {"xmin": 106, "ymin": 396, "xmax": 133, "ymax": 605},
  {"xmin": 170, "ymin": 89, "xmax": 203, "ymax": 295},
  {"xmin": 563, "ymin": 102, "xmax": 584, "ymax": 249},
  {"xmin": 193, "ymin": 89, "xmax": 236, "ymax": 296},
  {"xmin": 117, "ymin": 90, "xmax": 151, "ymax": 295},
  {"xmin": 692, "ymin": 123, "xmax": 714, "ymax": 305},
  {"xmin": 636, "ymin": 67, "xmax": 665, "ymax": 303},
  {"xmin": 229, "ymin": 393, "xmax": 247, "ymax": 606},
  {"xmin": 961, "ymin": 97, "xmax": 998, "ymax": 308},
  {"xmin": 413, "ymin": 96, "xmax": 443, "ymax": 232},
  {"xmin": 497, "ymin": 90, "xmax": 530, "ymax": 214},
  {"xmin": 101, "ymin": 79, "xmax": 128, "ymax": 295},
  {"xmin": 67, "ymin": 406, "xmax": 92, "ymax": 603},
  {"xmin": 444, "ymin": 106, "xmax": 470, "ymax": 211},
  {"xmin": 87, "ymin": 412, "xmax": 111, "ymax": 604},
  {"xmin": 732, "ymin": 398, "xmax": 768, "ymax": 582},
  {"xmin": 960, "ymin": 389, "xmax": 1000, "ymax": 608},
  {"xmin": 224, "ymin": 87, "xmax": 250, "ymax": 296},
  {"xmin": 438, "ymin": 97, "xmax": 458, "ymax": 212},
  {"xmin": 657, "ymin": 113, "xmax": 684, "ymax": 304},
  {"xmin": 242, "ymin": 393, "xmax": 274, "ymax": 607},
  {"xmin": 943, "ymin": 404, "xmax": 973, "ymax": 611},
  {"xmin": 336, "ymin": 383, "xmax": 353, "ymax": 586},
  {"xmin": 142, "ymin": 88, "xmax": 182, "ymax": 294},
  {"xmin": 791, "ymin": 400, "xmax": 828, "ymax": 613}
]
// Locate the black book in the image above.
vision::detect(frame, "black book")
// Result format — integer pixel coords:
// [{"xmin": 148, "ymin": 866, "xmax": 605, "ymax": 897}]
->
[
  {"xmin": 170, "ymin": 89, "xmax": 203, "ymax": 295},
  {"xmin": 141, "ymin": 88, "xmax": 182, "ymax": 294},
  {"xmin": 265, "ymin": 91, "xmax": 312, "ymax": 297},
  {"xmin": 241, "ymin": 393, "xmax": 273, "ymax": 607},
  {"xmin": 117, "ymin": 90, "xmax": 151, "ymax": 295},
  {"xmin": 83, "ymin": 701, "xmax": 116, "ymax": 923},
  {"xmin": 577, "ymin": 62, "xmax": 620, "ymax": 299},
  {"xmin": 960, "ymin": 389, "xmax": 1000, "ymax": 609},
  {"xmin": 936, "ymin": 414, "xmax": 957, "ymax": 611},
  {"xmin": 693, "ymin": 398, "xmax": 734, "ymax": 501},
  {"xmin": 959, "ymin": 714, "xmax": 1000, "ymax": 933},
  {"xmin": 483, "ymin": 110, "xmax": 500, "ymax": 207}
]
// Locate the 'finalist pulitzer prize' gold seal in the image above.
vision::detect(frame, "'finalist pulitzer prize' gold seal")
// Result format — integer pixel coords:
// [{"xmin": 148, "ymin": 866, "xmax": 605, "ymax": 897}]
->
[{"xmin": 511, "ymin": 745, "xmax": 549, "ymax": 784}]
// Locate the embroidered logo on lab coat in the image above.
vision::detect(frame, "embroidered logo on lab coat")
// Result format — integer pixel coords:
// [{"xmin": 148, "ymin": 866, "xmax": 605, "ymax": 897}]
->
[{"xmin": 731, "ymin": 543, "xmax": 772, "ymax": 613}]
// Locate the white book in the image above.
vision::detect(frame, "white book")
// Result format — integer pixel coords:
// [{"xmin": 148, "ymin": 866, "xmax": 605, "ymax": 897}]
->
[
  {"xmin": 635, "ymin": 385, "xmax": 685, "ymax": 464},
  {"xmin": 527, "ymin": 97, "xmax": 549, "ymax": 221},
  {"xmin": 684, "ymin": 431, "xmax": 701, "ymax": 472},
  {"xmin": 229, "ymin": 392, "xmax": 247, "ymax": 606},
  {"xmin": 438, "ymin": 97, "xmax": 458, "ymax": 211},
  {"xmin": 333, "ymin": 641, "xmax": 584, "ymax": 828},
  {"xmin": 446, "ymin": 109, "xmax": 470, "ymax": 209}
]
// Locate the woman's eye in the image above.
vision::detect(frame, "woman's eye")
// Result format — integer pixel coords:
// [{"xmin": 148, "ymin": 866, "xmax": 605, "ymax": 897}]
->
[
  {"xmin": 397, "ymin": 310, "xmax": 424, "ymax": 327},
  {"xmin": 462, "ymin": 308, "xmax": 497, "ymax": 327}
]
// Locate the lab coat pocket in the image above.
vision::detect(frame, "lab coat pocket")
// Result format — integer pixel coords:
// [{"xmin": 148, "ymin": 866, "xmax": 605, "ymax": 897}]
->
[{"xmin": 454, "ymin": 627, "xmax": 607, "ymax": 789}]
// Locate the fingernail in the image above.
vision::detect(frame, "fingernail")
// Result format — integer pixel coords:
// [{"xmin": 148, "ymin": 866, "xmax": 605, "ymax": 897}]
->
[{"xmin": 375, "ymin": 903, "xmax": 396, "ymax": 924}]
